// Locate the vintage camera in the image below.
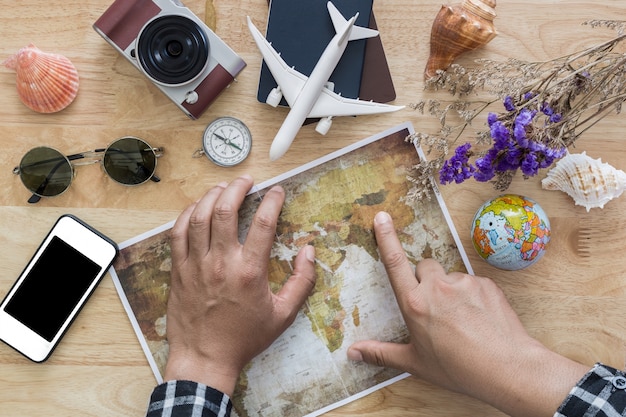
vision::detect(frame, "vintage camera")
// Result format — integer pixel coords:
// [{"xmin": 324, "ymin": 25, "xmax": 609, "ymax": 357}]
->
[{"xmin": 93, "ymin": 0, "xmax": 246, "ymax": 119}]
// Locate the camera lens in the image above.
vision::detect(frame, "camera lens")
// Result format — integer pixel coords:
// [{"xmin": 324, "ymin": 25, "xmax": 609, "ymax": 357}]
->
[
  {"xmin": 137, "ymin": 15, "xmax": 210, "ymax": 85},
  {"xmin": 167, "ymin": 40, "xmax": 183, "ymax": 57}
]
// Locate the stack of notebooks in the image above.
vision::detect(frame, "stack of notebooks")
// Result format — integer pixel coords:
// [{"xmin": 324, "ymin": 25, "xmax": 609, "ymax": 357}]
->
[{"xmin": 257, "ymin": 0, "xmax": 396, "ymax": 108}]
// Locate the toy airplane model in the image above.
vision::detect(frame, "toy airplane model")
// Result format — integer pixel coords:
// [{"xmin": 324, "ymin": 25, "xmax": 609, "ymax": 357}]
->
[{"xmin": 247, "ymin": 1, "xmax": 404, "ymax": 161}]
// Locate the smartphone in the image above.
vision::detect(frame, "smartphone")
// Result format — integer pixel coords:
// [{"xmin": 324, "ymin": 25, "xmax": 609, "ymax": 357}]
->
[{"xmin": 0, "ymin": 214, "xmax": 118, "ymax": 362}]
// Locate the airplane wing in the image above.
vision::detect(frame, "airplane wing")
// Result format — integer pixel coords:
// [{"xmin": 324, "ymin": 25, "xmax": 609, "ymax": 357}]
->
[
  {"xmin": 247, "ymin": 16, "xmax": 305, "ymax": 107},
  {"xmin": 247, "ymin": 16, "xmax": 404, "ymax": 118},
  {"xmin": 307, "ymin": 88, "xmax": 404, "ymax": 118}
]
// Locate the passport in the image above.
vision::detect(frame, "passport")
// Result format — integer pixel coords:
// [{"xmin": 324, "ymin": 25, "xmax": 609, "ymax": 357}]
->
[{"xmin": 257, "ymin": 0, "xmax": 395, "ymax": 107}]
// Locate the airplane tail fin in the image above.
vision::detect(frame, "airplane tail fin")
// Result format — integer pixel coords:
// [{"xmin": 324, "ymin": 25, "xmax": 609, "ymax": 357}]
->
[{"xmin": 327, "ymin": 1, "xmax": 379, "ymax": 41}]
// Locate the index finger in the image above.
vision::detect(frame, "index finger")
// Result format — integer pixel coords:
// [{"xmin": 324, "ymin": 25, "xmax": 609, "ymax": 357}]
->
[
  {"xmin": 373, "ymin": 211, "xmax": 419, "ymax": 297},
  {"xmin": 243, "ymin": 185, "xmax": 284, "ymax": 262},
  {"xmin": 170, "ymin": 201, "xmax": 197, "ymax": 265}
]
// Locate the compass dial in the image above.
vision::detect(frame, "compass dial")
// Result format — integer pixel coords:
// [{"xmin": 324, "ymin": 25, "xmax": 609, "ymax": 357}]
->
[{"xmin": 202, "ymin": 117, "xmax": 252, "ymax": 167}]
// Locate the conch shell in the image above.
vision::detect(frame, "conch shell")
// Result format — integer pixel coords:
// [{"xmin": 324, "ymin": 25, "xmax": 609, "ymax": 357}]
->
[
  {"xmin": 541, "ymin": 152, "xmax": 626, "ymax": 212},
  {"xmin": 3, "ymin": 44, "xmax": 79, "ymax": 113},
  {"xmin": 424, "ymin": 0, "xmax": 497, "ymax": 80}
]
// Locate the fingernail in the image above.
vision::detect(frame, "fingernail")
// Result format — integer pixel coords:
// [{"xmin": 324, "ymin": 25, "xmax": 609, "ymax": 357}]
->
[
  {"xmin": 305, "ymin": 245, "xmax": 316, "ymax": 263},
  {"xmin": 347, "ymin": 348, "xmax": 363, "ymax": 362},
  {"xmin": 270, "ymin": 184, "xmax": 284, "ymax": 193},
  {"xmin": 375, "ymin": 211, "xmax": 391, "ymax": 225},
  {"xmin": 216, "ymin": 181, "xmax": 229, "ymax": 188}
]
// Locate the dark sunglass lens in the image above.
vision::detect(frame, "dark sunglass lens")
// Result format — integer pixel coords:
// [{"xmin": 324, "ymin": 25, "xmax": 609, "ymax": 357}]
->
[
  {"xmin": 19, "ymin": 147, "xmax": 72, "ymax": 197},
  {"xmin": 103, "ymin": 138, "xmax": 156, "ymax": 185}
]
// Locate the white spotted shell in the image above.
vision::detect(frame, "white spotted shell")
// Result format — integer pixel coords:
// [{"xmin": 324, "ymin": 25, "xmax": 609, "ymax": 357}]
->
[
  {"xmin": 541, "ymin": 152, "xmax": 626, "ymax": 211},
  {"xmin": 3, "ymin": 44, "xmax": 79, "ymax": 113}
]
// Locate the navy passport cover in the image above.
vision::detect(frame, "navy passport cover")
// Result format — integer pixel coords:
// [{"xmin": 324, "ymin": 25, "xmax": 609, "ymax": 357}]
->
[{"xmin": 257, "ymin": 0, "xmax": 374, "ymax": 105}]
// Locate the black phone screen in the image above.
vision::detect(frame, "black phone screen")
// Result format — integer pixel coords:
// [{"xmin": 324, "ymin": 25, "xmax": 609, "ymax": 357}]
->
[{"xmin": 4, "ymin": 236, "xmax": 101, "ymax": 342}]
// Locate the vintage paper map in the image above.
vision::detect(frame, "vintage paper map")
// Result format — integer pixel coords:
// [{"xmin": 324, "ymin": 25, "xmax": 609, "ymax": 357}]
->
[{"xmin": 110, "ymin": 122, "xmax": 473, "ymax": 417}]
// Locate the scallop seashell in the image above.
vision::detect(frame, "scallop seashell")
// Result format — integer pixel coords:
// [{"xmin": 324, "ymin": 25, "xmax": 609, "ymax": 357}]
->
[
  {"xmin": 3, "ymin": 44, "xmax": 79, "ymax": 113},
  {"xmin": 424, "ymin": 0, "xmax": 497, "ymax": 80},
  {"xmin": 541, "ymin": 152, "xmax": 626, "ymax": 212}
]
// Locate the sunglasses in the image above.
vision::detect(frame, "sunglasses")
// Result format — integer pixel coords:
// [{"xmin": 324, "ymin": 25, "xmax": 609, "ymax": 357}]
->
[{"xmin": 13, "ymin": 137, "xmax": 164, "ymax": 204}]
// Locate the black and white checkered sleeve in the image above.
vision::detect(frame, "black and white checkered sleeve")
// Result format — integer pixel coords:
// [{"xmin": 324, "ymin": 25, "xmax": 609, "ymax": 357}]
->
[
  {"xmin": 146, "ymin": 380, "xmax": 232, "ymax": 417},
  {"xmin": 554, "ymin": 363, "xmax": 626, "ymax": 417}
]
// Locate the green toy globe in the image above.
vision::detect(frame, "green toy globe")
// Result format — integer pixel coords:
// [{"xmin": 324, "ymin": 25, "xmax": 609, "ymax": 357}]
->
[{"xmin": 471, "ymin": 194, "xmax": 550, "ymax": 270}]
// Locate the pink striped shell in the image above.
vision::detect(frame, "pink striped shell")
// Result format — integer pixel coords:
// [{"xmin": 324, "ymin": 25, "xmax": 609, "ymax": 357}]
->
[{"xmin": 3, "ymin": 44, "xmax": 79, "ymax": 113}]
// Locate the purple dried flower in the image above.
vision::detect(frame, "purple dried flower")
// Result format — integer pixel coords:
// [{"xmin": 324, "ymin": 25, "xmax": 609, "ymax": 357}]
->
[
  {"xmin": 439, "ymin": 142, "xmax": 476, "ymax": 184},
  {"xmin": 513, "ymin": 109, "xmax": 536, "ymax": 147},
  {"xmin": 490, "ymin": 121, "xmax": 510, "ymax": 145},
  {"xmin": 549, "ymin": 113, "xmax": 562, "ymax": 123},
  {"xmin": 437, "ymin": 90, "xmax": 571, "ymax": 187},
  {"xmin": 513, "ymin": 123, "xmax": 529, "ymax": 146},
  {"xmin": 473, "ymin": 167, "xmax": 496, "ymax": 182},
  {"xmin": 541, "ymin": 102, "xmax": 554, "ymax": 116},
  {"xmin": 503, "ymin": 96, "xmax": 515, "ymax": 111},
  {"xmin": 516, "ymin": 109, "xmax": 535, "ymax": 126},
  {"xmin": 410, "ymin": 31, "xmax": 626, "ymax": 199},
  {"xmin": 521, "ymin": 152, "xmax": 539, "ymax": 176},
  {"xmin": 473, "ymin": 150, "xmax": 497, "ymax": 182},
  {"xmin": 505, "ymin": 146, "xmax": 523, "ymax": 165}
]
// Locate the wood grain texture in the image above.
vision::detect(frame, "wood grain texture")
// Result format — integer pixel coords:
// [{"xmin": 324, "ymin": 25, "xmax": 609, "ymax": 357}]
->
[{"xmin": 1, "ymin": 1, "xmax": 625, "ymax": 416}]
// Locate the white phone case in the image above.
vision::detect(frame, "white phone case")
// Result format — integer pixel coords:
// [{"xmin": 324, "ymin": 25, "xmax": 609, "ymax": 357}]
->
[{"xmin": 0, "ymin": 215, "xmax": 118, "ymax": 362}]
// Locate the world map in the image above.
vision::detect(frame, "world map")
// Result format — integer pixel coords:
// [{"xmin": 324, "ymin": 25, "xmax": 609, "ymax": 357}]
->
[{"xmin": 111, "ymin": 123, "xmax": 470, "ymax": 417}]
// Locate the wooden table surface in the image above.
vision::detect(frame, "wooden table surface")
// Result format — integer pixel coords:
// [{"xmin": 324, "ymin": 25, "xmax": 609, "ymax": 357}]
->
[{"xmin": 1, "ymin": 0, "xmax": 625, "ymax": 416}]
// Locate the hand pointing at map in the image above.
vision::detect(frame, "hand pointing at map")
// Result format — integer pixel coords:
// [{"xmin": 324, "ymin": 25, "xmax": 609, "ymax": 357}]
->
[{"xmin": 347, "ymin": 211, "xmax": 589, "ymax": 417}]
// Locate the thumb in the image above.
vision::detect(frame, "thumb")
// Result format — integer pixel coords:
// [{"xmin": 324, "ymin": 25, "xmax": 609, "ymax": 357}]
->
[
  {"xmin": 348, "ymin": 340, "xmax": 414, "ymax": 372},
  {"xmin": 274, "ymin": 245, "xmax": 317, "ymax": 320}
]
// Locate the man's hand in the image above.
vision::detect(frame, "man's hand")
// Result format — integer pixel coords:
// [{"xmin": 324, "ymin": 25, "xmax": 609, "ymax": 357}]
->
[
  {"xmin": 348, "ymin": 211, "xmax": 588, "ymax": 417},
  {"xmin": 164, "ymin": 175, "xmax": 317, "ymax": 396}
]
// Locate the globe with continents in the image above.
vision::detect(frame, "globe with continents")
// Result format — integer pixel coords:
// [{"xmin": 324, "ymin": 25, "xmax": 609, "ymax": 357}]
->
[{"xmin": 471, "ymin": 194, "xmax": 550, "ymax": 270}]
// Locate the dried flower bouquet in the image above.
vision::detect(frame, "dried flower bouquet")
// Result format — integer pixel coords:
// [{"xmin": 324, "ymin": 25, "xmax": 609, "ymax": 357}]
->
[{"xmin": 407, "ymin": 20, "xmax": 626, "ymax": 201}]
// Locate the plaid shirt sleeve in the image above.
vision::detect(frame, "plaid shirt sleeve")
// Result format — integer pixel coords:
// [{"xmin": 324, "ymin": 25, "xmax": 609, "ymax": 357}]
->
[
  {"xmin": 554, "ymin": 363, "xmax": 626, "ymax": 417},
  {"xmin": 145, "ymin": 380, "xmax": 232, "ymax": 417}
]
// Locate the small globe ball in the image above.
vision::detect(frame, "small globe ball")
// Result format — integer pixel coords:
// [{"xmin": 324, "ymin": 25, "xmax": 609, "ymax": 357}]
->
[{"xmin": 471, "ymin": 194, "xmax": 550, "ymax": 270}]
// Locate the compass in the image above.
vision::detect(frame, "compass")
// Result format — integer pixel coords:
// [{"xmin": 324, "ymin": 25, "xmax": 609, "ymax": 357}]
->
[{"xmin": 199, "ymin": 117, "xmax": 252, "ymax": 167}]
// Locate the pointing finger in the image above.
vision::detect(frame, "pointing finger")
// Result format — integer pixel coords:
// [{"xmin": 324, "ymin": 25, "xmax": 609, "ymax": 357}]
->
[{"xmin": 374, "ymin": 211, "xmax": 419, "ymax": 298}]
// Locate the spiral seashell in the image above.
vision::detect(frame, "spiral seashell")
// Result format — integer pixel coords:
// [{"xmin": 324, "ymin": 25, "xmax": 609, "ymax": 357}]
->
[
  {"xmin": 424, "ymin": 0, "xmax": 497, "ymax": 80},
  {"xmin": 541, "ymin": 152, "xmax": 626, "ymax": 212},
  {"xmin": 3, "ymin": 44, "xmax": 79, "ymax": 113}
]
